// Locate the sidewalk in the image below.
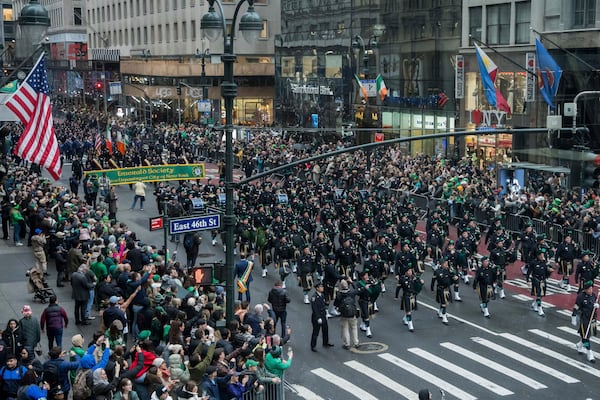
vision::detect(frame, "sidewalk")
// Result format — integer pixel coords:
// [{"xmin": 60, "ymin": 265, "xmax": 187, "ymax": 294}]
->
[{"xmin": 0, "ymin": 237, "xmax": 99, "ymax": 354}]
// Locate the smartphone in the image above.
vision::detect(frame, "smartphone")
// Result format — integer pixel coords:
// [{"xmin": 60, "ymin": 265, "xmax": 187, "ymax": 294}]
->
[{"xmin": 229, "ymin": 360, "xmax": 235, "ymax": 369}]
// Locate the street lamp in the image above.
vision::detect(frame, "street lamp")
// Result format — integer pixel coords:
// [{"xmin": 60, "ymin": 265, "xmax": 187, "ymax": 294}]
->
[{"xmin": 201, "ymin": 0, "xmax": 262, "ymax": 322}]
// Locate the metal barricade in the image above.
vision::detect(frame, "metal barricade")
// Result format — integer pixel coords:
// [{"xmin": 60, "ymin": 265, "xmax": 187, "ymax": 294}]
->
[{"xmin": 241, "ymin": 375, "xmax": 285, "ymax": 400}]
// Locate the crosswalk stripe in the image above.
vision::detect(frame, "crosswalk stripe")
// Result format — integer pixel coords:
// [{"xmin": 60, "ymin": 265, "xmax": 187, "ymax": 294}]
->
[
  {"xmin": 471, "ymin": 337, "xmax": 579, "ymax": 383},
  {"xmin": 529, "ymin": 329, "xmax": 600, "ymax": 359},
  {"xmin": 511, "ymin": 294, "xmax": 556, "ymax": 308},
  {"xmin": 289, "ymin": 384, "xmax": 325, "ymax": 400},
  {"xmin": 311, "ymin": 368, "xmax": 378, "ymax": 400},
  {"xmin": 557, "ymin": 326, "xmax": 600, "ymax": 345},
  {"xmin": 500, "ymin": 333, "xmax": 600, "ymax": 378},
  {"xmin": 344, "ymin": 360, "xmax": 416, "ymax": 399},
  {"xmin": 379, "ymin": 353, "xmax": 477, "ymax": 400},
  {"xmin": 506, "ymin": 278, "xmax": 567, "ymax": 295},
  {"xmin": 407, "ymin": 348, "xmax": 513, "ymax": 396},
  {"xmin": 440, "ymin": 342, "xmax": 547, "ymax": 390},
  {"xmin": 556, "ymin": 309, "xmax": 573, "ymax": 317}
]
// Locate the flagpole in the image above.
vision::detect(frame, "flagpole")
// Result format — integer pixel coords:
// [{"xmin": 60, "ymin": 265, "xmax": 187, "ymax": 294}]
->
[
  {"xmin": 468, "ymin": 35, "xmax": 537, "ymax": 79},
  {"xmin": 531, "ymin": 28, "xmax": 597, "ymax": 71}
]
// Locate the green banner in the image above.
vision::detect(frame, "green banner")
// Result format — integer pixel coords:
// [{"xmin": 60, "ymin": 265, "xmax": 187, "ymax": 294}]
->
[{"xmin": 85, "ymin": 164, "xmax": 205, "ymax": 185}]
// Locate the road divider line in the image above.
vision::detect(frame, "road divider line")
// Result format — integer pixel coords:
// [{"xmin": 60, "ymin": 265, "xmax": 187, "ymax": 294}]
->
[
  {"xmin": 311, "ymin": 368, "xmax": 378, "ymax": 400},
  {"xmin": 407, "ymin": 347, "xmax": 513, "ymax": 396},
  {"xmin": 344, "ymin": 360, "xmax": 416, "ymax": 399},
  {"xmin": 471, "ymin": 337, "xmax": 579, "ymax": 383},
  {"xmin": 500, "ymin": 333, "xmax": 600, "ymax": 378},
  {"xmin": 379, "ymin": 353, "xmax": 477, "ymax": 400},
  {"xmin": 440, "ymin": 342, "xmax": 547, "ymax": 390}
]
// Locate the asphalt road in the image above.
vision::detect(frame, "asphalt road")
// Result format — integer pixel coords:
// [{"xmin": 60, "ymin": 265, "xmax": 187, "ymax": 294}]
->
[{"xmin": 0, "ymin": 163, "xmax": 596, "ymax": 400}]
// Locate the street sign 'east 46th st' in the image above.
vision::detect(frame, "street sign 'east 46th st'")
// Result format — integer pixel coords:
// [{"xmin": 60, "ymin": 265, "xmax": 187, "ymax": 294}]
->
[{"xmin": 169, "ymin": 214, "xmax": 221, "ymax": 235}]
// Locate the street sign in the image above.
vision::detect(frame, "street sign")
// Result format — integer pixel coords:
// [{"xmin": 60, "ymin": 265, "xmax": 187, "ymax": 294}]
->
[
  {"xmin": 149, "ymin": 216, "xmax": 164, "ymax": 231},
  {"xmin": 169, "ymin": 214, "xmax": 221, "ymax": 234}
]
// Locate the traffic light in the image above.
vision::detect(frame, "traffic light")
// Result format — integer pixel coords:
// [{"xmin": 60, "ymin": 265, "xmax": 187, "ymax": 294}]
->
[
  {"xmin": 95, "ymin": 82, "xmax": 103, "ymax": 91},
  {"xmin": 582, "ymin": 163, "xmax": 600, "ymax": 188},
  {"xmin": 177, "ymin": 82, "xmax": 182, "ymax": 96}
]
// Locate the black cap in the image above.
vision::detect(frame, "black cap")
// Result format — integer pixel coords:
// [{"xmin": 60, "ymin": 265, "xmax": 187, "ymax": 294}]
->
[{"xmin": 314, "ymin": 282, "xmax": 323, "ymax": 289}]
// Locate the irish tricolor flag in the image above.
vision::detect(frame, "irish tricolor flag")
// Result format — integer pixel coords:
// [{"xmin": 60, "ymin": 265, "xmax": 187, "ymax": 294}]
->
[
  {"xmin": 354, "ymin": 74, "xmax": 368, "ymax": 99},
  {"xmin": 376, "ymin": 74, "xmax": 388, "ymax": 100}
]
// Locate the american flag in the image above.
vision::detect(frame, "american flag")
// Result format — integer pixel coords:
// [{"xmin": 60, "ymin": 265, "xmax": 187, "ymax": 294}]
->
[
  {"xmin": 95, "ymin": 128, "xmax": 103, "ymax": 155},
  {"xmin": 6, "ymin": 53, "xmax": 61, "ymax": 180}
]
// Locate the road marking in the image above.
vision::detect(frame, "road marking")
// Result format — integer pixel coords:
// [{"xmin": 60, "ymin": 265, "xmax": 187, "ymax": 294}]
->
[
  {"xmin": 500, "ymin": 333, "xmax": 600, "ymax": 378},
  {"xmin": 511, "ymin": 294, "xmax": 556, "ymax": 308},
  {"xmin": 440, "ymin": 342, "xmax": 547, "ymax": 390},
  {"xmin": 379, "ymin": 353, "xmax": 477, "ymax": 400},
  {"xmin": 290, "ymin": 384, "xmax": 325, "ymax": 400},
  {"xmin": 407, "ymin": 348, "xmax": 513, "ymax": 396},
  {"xmin": 344, "ymin": 360, "xmax": 416, "ymax": 399},
  {"xmin": 556, "ymin": 309, "xmax": 573, "ymax": 318},
  {"xmin": 557, "ymin": 326, "xmax": 600, "ymax": 345},
  {"xmin": 529, "ymin": 328, "xmax": 600, "ymax": 359},
  {"xmin": 311, "ymin": 368, "xmax": 378, "ymax": 400},
  {"xmin": 506, "ymin": 278, "xmax": 569, "ymax": 295},
  {"xmin": 417, "ymin": 300, "xmax": 498, "ymax": 335},
  {"xmin": 471, "ymin": 337, "xmax": 579, "ymax": 383}
]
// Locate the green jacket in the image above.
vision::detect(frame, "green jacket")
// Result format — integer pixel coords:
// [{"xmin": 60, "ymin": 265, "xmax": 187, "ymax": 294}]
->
[{"xmin": 264, "ymin": 353, "xmax": 291, "ymax": 378}]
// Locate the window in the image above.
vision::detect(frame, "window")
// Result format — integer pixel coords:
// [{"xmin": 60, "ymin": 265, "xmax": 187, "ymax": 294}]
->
[
  {"xmin": 181, "ymin": 0, "xmax": 185, "ymax": 8},
  {"xmin": 191, "ymin": 20, "xmax": 196, "ymax": 40},
  {"xmin": 158, "ymin": 25, "xmax": 163, "ymax": 42},
  {"xmin": 118, "ymin": 3, "xmax": 121, "ymax": 19},
  {"xmin": 468, "ymin": 6, "xmax": 482, "ymax": 45},
  {"xmin": 182, "ymin": 21, "xmax": 187, "ymax": 41},
  {"xmin": 143, "ymin": 0, "xmax": 147, "ymax": 14},
  {"xmin": 137, "ymin": 27, "xmax": 141, "ymax": 45},
  {"xmin": 166, "ymin": 23, "xmax": 170, "ymax": 42},
  {"xmin": 260, "ymin": 20, "xmax": 268, "ymax": 39},
  {"xmin": 174, "ymin": 22, "xmax": 178, "ymax": 41},
  {"xmin": 515, "ymin": 1, "xmax": 531, "ymax": 44},
  {"xmin": 173, "ymin": 0, "xmax": 177, "ymax": 10},
  {"xmin": 487, "ymin": 3, "xmax": 510, "ymax": 45},
  {"xmin": 74, "ymin": 8, "xmax": 82, "ymax": 25},
  {"xmin": 151, "ymin": 25, "xmax": 155, "ymax": 42},
  {"xmin": 136, "ymin": 0, "xmax": 140, "ymax": 16},
  {"xmin": 165, "ymin": 0, "xmax": 169, "ymax": 11},
  {"xmin": 144, "ymin": 26, "xmax": 148, "ymax": 44},
  {"xmin": 124, "ymin": 1, "xmax": 128, "ymax": 18},
  {"xmin": 150, "ymin": 0, "xmax": 154, "ymax": 13},
  {"xmin": 119, "ymin": 29, "xmax": 123, "ymax": 45},
  {"xmin": 574, "ymin": 0, "xmax": 596, "ymax": 28}
]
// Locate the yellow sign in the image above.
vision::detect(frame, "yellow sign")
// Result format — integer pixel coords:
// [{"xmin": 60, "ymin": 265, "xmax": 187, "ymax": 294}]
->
[{"xmin": 85, "ymin": 164, "xmax": 205, "ymax": 185}]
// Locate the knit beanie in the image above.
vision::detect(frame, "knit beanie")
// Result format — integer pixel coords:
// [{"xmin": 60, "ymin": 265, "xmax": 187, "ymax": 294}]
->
[{"xmin": 72, "ymin": 334, "xmax": 84, "ymax": 347}]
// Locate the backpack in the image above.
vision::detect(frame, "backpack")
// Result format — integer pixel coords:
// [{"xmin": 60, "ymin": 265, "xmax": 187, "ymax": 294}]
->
[
  {"xmin": 183, "ymin": 233, "xmax": 195, "ymax": 250},
  {"xmin": 72, "ymin": 368, "xmax": 92, "ymax": 400},
  {"xmin": 42, "ymin": 361, "xmax": 60, "ymax": 388},
  {"xmin": 339, "ymin": 294, "xmax": 357, "ymax": 318}
]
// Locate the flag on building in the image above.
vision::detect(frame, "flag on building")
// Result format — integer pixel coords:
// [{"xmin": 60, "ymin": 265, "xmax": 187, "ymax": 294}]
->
[
  {"xmin": 474, "ymin": 43, "xmax": 511, "ymax": 114},
  {"xmin": 438, "ymin": 91, "xmax": 449, "ymax": 107},
  {"xmin": 354, "ymin": 74, "xmax": 368, "ymax": 99},
  {"xmin": 376, "ymin": 74, "xmax": 388, "ymax": 100},
  {"xmin": 535, "ymin": 38, "xmax": 562, "ymax": 109},
  {"xmin": 5, "ymin": 53, "xmax": 61, "ymax": 180}
]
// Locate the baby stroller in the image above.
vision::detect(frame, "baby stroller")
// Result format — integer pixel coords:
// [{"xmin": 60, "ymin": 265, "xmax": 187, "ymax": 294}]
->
[{"xmin": 27, "ymin": 269, "xmax": 55, "ymax": 303}]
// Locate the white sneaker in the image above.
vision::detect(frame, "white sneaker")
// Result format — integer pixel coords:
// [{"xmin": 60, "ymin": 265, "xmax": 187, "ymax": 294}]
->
[
  {"xmin": 454, "ymin": 292, "xmax": 462, "ymax": 301},
  {"xmin": 234, "ymin": 248, "xmax": 237, "ymax": 255},
  {"xmin": 262, "ymin": 269, "xmax": 267, "ymax": 278},
  {"xmin": 538, "ymin": 306, "xmax": 545, "ymax": 317},
  {"xmin": 437, "ymin": 309, "xmax": 443, "ymax": 318},
  {"xmin": 463, "ymin": 275, "xmax": 469, "ymax": 284},
  {"xmin": 407, "ymin": 321, "xmax": 414, "ymax": 332},
  {"xmin": 16, "ymin": 242, "xmax": 23, "ymax": 246},
  {"xmin": 366, "ymin": 327, "xmax": 372, "ymax": 338},
  {"xmin": 330, "ymin": 308, "xmax": 340, "ymax": 317},
  {"xmin": 576, "ymin": 341, "xmax": 584, "ymax": 354},
  {"xmin": 326, "ymin": 311, "xmax": 332, "ymax": 319},
  {"xmin": 558, "ymin": 281, "xmax": 565, "ymax": 289},
  {"xmin": 303, "ymin": 294, "xmax": 309, "ymax": 304},
  {"xmin": 499, "ymin": 289, "xmax": 506, "ymax": 299},
  {"xmin": 292, "ymin": 265, "xmax": 297, "ymax": 273},
  {"xmin": 483, "ymin": 308, "xmax": 490, "ymax": 318},
  {"xmin": 588, "ymin": 349, "xmax": 596, "ymax": 363},
  {"xmin": 442, "ymin": 314, "xmax": 448, "ymax": 325},
  {"xmin": 223, "ymin": 245, "xmax": 227, "ymax": 252},
  {"xmin": 281, "ymin": 281, "xmax": 286, "ymax": 289},
  {"xmin": 360, "ymin": 323, "xmax": 367, "ymax": 331},
  {"xmin": 565, "ymin": 284, "xmax": 572, "ymax": 292},
  {"xmin": 212, "ymin": 239, "xmax": 216, "ymax": 246},
  {"xmin": 402, "ymin": 316, "xmax": 408, "ymax": 325},
  {"xmin": 531, "ymin": 302, "xmax": 539, "ymax": 312},
  {"xmin": 373, "ymin": 302, "xmax": 379, "ymax": 312},
  {"xmin": 381, "ymin": 283, "xmax": 386, "ymax": 293}
]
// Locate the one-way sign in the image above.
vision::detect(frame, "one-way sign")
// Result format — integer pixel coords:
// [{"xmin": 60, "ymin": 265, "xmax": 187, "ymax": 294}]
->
[{"xmin": 169, "ymin": 214, "xmax": 221, "ymax": 234}]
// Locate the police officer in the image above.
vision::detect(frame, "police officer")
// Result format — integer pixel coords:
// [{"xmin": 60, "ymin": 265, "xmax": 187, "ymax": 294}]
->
[
  {"xmin": 472, "ymin": 256, "xmax": 497, "ymax": 318},
  {"xmin": 555, "ymin": 232, "xmax": 579, "ymax": 292},
  {"xmin": 310, "ymin": 282, "xmax": 334, "ymax": 351},
  {"xmin": 430, "ymin": 257, "xmax": 458, "ymax": 324},
  {"xmin": 571, "ymin": 280, "xmax": 598, "ymax": 363},
  {"xmin": 526, "ymin": 249, "xmax": 554, "ymax": 317},
  {"xmin": 575, "ymin": 251, "xmax": 599, "ymax": 293}
]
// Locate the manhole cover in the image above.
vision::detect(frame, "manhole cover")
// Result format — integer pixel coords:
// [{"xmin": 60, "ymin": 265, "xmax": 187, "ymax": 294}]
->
[
  {"xmin": 197, "ymin": 253, "xmax": 216, "ymax": 258},
  {"xmin": 352, "ymin": 342, "xmax": 388, "ymax": 354}
]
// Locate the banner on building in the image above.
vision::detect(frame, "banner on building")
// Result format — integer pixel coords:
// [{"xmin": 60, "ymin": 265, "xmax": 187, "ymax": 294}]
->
[
  {"xmin": 455, "ymin": 55, "xmax": 464, "ymax": 99},
  {"xmin": 526, "ymin": 53, "xmax": 536, "ymax": 102},
  {"xmin": 85, "ymin": 164, "xmax": 205, "ymax": 185}
]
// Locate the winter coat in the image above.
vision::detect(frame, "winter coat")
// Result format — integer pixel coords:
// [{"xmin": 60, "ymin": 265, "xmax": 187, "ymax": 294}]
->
[
  {"xmin": 168, "ymin": 353, "xmax": 190, "ymax": 384},
  {"xmin": 267, "ymin": 287, "xmax": 290, "ymax": 313},
  {"xmin": 71, "ymin": 271, "xmax": 94, "ymax": 302},
  {"xmin": 18, "ymin": 316, "xmax": 40, "ymax": 349}
]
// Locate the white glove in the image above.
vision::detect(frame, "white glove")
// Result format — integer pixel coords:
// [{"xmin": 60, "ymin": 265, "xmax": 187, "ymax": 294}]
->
[
  {"xmin": 571, "ymin": 315, "xmax": 577, "ymax": 327},
  {"xmin": 317, "ymin": 318, "xmax": 322, "ymax": 325},
  {"xmin": 594, "ymin": 303, "xmax": 600, "ymax": 309}
]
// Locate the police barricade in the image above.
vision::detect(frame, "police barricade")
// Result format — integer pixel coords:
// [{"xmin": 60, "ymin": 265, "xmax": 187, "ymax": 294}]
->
[
  {"xmin": 504, "ymin": 213, "xmax": 522, "ymax": 237},
  {"xmin": 530, "ymin": 218, "xmax": 552, "ymax": 242},
  {"xmin": 241, "ymin": 376, "xmax": 285, "ymax": 400},
  {"xmin": 410, "ymin": 193, "xmax": 429, "ymax": 212}
]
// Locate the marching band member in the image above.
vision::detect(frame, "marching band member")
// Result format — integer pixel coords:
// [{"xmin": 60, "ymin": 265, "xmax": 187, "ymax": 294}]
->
[{"xmin": 571, "ymin": 280, "xmax": 598, "ymax": 363}]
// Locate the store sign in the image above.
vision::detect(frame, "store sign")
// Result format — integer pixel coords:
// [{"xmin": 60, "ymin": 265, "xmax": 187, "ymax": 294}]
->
[
  {"xmin": 525, "ymin": 53, "xmax": 536, "ymax": 102},
  {"xmin": 85, "ymin": 164, "xmax": 206, "ymax": 185},
  {"xmin": 455, "ymin": 55, "xmax": 464, "ymax": 99},
  {"xmin": 149, "ymin": 216, "xmax": 164, "ymax": 231},
  {"xmin": 470, "ymin": 110, "xmax": 507, "ymax": 127},
  {"xmin": 290, "ymin": 83, "xmax": 334, "ymax": 95}
]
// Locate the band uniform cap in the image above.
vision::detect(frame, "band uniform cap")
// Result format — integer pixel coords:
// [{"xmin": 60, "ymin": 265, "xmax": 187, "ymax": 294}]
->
[{"xmin": 584, "ymin": 280, "xmax": 594, "ymax": 289}]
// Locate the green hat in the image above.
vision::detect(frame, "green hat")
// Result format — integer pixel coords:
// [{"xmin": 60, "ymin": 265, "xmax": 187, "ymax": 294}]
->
[
  {"xmin": 245, "ymin": 359, "xmax": 259, "ymax": 368},
  {"xmin": 584, "ymin": 280, "xmax": 594, "ymax": 289},
  {"xmin": 138, "ymin": 330, "xmax": 151, "ymax": 340}
]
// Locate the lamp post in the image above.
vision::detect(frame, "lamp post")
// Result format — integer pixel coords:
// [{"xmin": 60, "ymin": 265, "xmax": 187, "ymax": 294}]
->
[{"xmin": 201, "ymin": 0, "xmax": 263, "ymax": 322}]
